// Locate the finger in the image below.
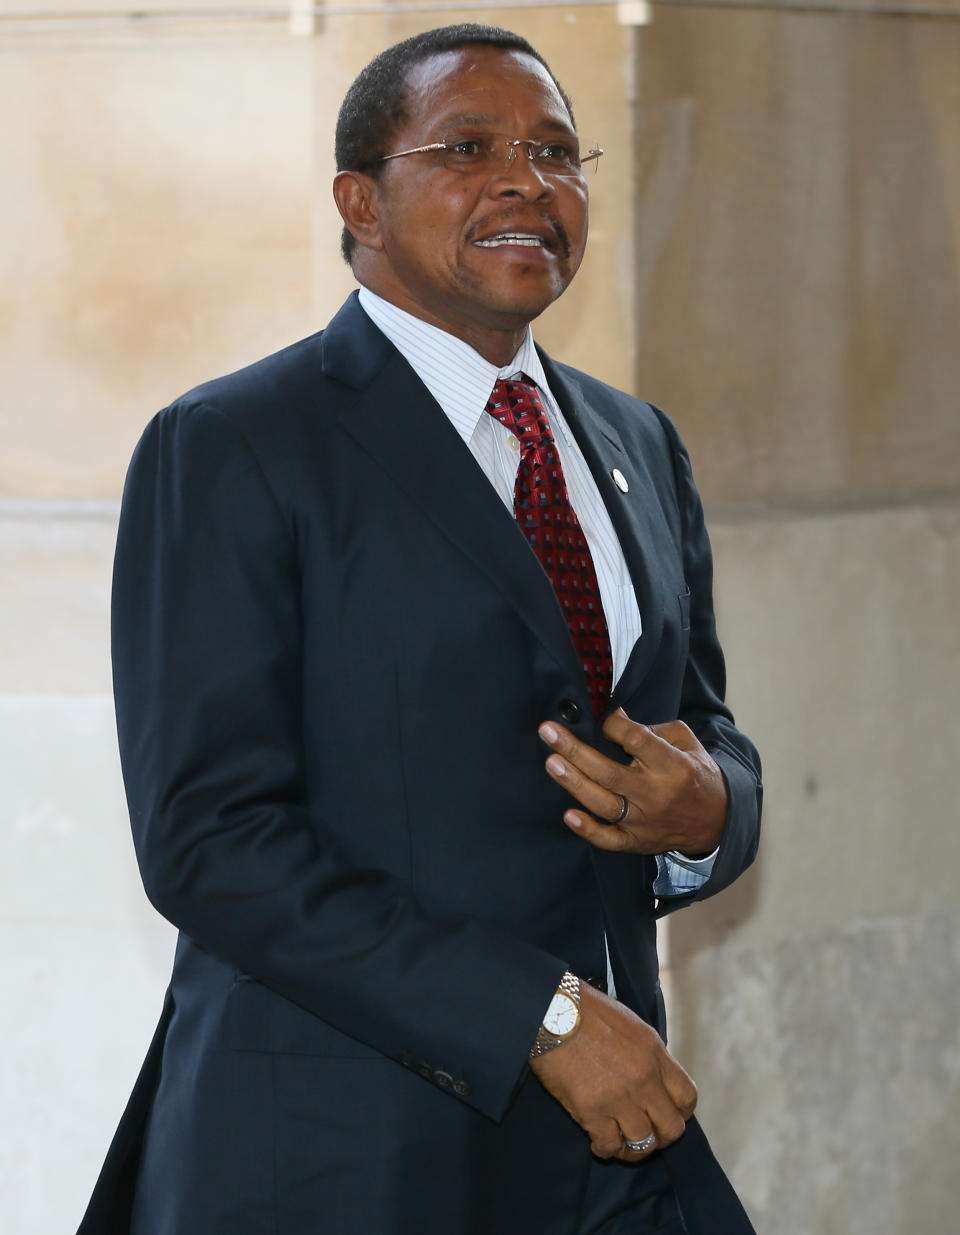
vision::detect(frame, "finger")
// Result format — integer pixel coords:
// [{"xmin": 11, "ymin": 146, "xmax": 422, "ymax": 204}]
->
[
  {"xmin": 641, "ymin": 1092, "xmax": 689, "ymax": 1149},
  {"xmin": 538, "ymin": 722, "xmax": 631, "ymax": 791},
  {"xmin": 588, "ymin": 1116, "xmax": 629, "ymax": 1160},
  {"xmin": 647, "ymin": 719, "xmax": 701, "ymax": 754},
  {"xmin": 638, "ymin": 1062, "xmax": 696, "ymax": 1147},
  {"xmin": 600, "ymin": 709, "xmax": 657, "ymax": 764},
  {"xmin": 602, "ymin": 713, "xmax": 703, "ymax": 773},
  {"xmin": 662, "ymin": 1060, "xmax": 698, "ymax": 1120},
  {"xmin": 564, "ymin": 810, "xmax": 640, "ymax": 853},
  {"xmin": 545, "ymin": 753, "xmax": 632, "ymax": 824},
  {"xmin": 618, "ymin": 1124, "xmax": 659, "ymax": 1161}
]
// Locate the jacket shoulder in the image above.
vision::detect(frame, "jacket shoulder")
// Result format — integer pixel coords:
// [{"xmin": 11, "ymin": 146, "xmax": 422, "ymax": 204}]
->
[{"xmin": 170, "ymin": 330, "xmax": 329, "ymax": 422}]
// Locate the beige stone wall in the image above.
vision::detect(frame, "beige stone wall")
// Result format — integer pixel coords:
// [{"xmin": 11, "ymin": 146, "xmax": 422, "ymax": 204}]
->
[
  {"xmin": 2, "ymin": 2, "xmax": 958, "ymax": 1231},
  {"xmin": 0, "ymin": 32, "xmax": 319, "ymax": 498},
  {"xmin": 667, "ymin": 503, "xmax": 960, "ymax": 1232},
  {"xmin": 633, "ymin": 5, "xmax": 960, "ymax": 1232},
  {"xmin": 633, "ymin": 6, "xmax": 960, "ymax": 505}
]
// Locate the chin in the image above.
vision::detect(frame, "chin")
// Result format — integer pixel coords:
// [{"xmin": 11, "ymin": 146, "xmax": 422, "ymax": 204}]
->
[{"xmin": 486, "ymin": 278, "xmax": 569, "ymax": 321}]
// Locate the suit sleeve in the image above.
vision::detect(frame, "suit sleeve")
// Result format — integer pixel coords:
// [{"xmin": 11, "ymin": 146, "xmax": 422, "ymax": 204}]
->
[
  {"xmin": 653, "ymin": 413, "xmax": 763, "ymax": 914},
  {"xmin": 111, "ymin": 399, "xmax": 563, "ymax": 1121}
]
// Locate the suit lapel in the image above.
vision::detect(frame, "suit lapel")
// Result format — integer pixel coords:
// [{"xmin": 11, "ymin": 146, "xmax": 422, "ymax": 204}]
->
[
  {"xmin": 322, "ymin": 295, "xmax": 583, "ymax": 684},
  {"xmin": 539, "ymin": 352, "xmax": 669, "ymax": 705}
]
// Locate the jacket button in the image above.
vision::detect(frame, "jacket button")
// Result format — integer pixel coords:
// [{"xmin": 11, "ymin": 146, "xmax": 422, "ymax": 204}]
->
[
  {"xmin": 434, "ymin": 1070, "xmax": 453, "ymax": 1089},
  {"xmin": 417, "ymin": 1061, "xmax": 433, "ymax": 1079},
  {"xmin": 453, "ymin": 1079, "xmax": 472, "ymax": 1098},
  {"xmin": 558, "ymin": 698, "xmax": 581, "ymax": 724}
]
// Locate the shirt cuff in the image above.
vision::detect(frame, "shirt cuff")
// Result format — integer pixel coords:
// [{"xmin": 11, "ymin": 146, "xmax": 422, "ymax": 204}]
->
[{"xmin": 653, "ymin": 847, "xmax": 718, "ymax": 897}]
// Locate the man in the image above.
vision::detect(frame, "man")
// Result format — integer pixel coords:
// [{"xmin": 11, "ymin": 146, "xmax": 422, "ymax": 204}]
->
[{"xmin": 80, "ymin": 24, "xmax": 761, "ymax": 1235}]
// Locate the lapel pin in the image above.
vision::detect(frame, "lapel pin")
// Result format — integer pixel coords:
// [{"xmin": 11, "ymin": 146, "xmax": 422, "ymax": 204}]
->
[{"xmin": 611, "ymin": 468, "xmax": 629, "ymax": 493}]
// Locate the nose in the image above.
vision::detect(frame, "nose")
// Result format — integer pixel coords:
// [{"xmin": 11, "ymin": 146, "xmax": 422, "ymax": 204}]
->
[
  {"xmin": 503, "ymin": 139, "xmax": 534, "ymax": 167},
  {"xmin": 491, "ymin": 143, "xmax": 554, "ymax": 198}
]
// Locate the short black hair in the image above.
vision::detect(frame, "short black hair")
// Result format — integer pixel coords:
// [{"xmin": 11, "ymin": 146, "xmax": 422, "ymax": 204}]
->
[{"xmin": 334, "ymin": 24, "xmax": 575, "ymax": 263}]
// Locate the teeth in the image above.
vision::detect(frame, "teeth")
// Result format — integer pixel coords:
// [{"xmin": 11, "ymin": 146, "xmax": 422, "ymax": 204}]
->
[{"xmin": 476, "ymin": 234, "xmax": 545, "ymax": 248}]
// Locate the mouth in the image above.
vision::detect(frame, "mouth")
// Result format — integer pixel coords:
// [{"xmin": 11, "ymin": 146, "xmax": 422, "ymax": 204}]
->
[
  {"xmin": 468, "ymin": 216, "xmax": 569, "ymax": 258},
  {"xmin": 474, "ymin": 232, "xmax": 553, "ymax": 250}
]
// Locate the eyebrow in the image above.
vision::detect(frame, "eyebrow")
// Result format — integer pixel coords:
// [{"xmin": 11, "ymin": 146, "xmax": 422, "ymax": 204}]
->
[{"xmin": 440, "ymin": 111, "xmax": 576, "ymax": 135}]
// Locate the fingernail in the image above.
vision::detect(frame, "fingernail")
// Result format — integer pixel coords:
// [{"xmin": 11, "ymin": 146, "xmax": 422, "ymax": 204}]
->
[
  {"xmin": 539, "ymin": 723, "xmax": 558, "ymax": 743},
  {"xmin": 546, "ymin": 755, "xmax": 566, "ymax": 777},
  {"xmin": 564, "ymin": 812, "xmax": 583, "ymax": 829}
]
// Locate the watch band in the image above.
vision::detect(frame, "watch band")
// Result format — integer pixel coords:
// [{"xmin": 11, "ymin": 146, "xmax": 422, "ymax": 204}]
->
[{"xmin": 529, "ymin": 971, "xmax": 581, "ymax": 1059}]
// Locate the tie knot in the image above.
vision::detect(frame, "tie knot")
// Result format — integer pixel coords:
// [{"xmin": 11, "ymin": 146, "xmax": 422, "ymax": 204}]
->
[{"xmin": 485, "ymin": 375, "xmax": 551, "ymax": 446}]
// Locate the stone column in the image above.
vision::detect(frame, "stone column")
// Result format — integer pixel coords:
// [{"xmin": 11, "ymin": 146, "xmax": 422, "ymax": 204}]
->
[{"xmin": 632, "ymin": 5, "xmax": 960, "ymax": 1230}]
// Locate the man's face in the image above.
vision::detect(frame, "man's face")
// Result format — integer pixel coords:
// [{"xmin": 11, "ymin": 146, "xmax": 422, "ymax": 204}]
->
[{"xmin": 354, "ymin": 45, "xmax": 590, "ymax": 360}]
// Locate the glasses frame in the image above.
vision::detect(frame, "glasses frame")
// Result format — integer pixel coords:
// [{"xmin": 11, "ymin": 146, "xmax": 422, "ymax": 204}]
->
[{"xmin": 379, "ymin": 133, "xmax": 604, "ymax": 177}]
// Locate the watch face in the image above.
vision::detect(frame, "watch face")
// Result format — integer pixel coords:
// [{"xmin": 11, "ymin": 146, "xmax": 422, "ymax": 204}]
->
[{"xmin": 544, "ymin": 992, "xmax": 578, "ymax": 1036}]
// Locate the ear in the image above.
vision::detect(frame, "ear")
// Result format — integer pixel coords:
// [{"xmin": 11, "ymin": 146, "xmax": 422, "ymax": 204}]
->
[{"xmin": 333, "ymin": 170, "xmax": 384, "ymax": 253}]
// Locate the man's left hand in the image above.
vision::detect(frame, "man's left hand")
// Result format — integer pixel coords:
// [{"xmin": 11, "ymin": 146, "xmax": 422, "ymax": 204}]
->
[{"xmin": 538, "ymin": 709, "xmax": 727, "ymax": 857}]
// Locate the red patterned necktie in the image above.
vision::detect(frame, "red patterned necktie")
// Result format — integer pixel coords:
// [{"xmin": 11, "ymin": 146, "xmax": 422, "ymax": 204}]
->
[{"xmin": 485, "ymin": 375, "xmax": 613, "ymax": 718}]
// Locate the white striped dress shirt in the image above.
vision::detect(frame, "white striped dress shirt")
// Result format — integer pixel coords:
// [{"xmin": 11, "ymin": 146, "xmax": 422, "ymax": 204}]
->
[{"xmin": 357, "ymin": 287, "xmax": 714, "ymax": 898}]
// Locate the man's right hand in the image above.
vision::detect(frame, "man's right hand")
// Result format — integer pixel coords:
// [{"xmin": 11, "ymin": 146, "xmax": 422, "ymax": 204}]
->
[{"xmin": 528, "ymin": 981, "xmax": 697, "ymax": 1161}]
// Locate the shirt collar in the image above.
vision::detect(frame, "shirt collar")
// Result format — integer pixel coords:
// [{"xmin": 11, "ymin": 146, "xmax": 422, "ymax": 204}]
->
[{"xmin": 357, "ymin": 286, "xmax": 566, "ymax": 447}]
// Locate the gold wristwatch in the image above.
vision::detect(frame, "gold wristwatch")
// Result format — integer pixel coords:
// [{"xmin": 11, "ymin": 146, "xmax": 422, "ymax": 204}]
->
[{"xmin": 529, "ymin": 971, "xmax": 582, "ymax": 1059}]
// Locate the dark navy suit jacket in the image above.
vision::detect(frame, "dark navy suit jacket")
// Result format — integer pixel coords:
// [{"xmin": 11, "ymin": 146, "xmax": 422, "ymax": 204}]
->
[{"xmin": 79, "ymin": 293, "xmax": 761, "ymax": 1234}]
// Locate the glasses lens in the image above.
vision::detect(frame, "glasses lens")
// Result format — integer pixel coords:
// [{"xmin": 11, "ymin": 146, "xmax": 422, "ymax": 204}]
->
[
  {"xmin": 531, "ymin": 140, "xmax": 581, "ymax": 176},
  {"xmin": 439, "ymin": 133, "xmax": 592, "ymax": 178},
  {"xmin": 441, "ymin": 134, "xmax": 497, "ymax": 172}
]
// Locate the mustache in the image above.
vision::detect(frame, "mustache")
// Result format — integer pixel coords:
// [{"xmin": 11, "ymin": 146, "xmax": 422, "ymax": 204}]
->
[{"xmin": 465, "ymin": 211, "xmax": 570, "ymax": 258}]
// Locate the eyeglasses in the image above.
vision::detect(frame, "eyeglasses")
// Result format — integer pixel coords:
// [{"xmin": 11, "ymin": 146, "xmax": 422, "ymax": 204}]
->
[{"xmin": 380, "ymin": 132, "xmax": 604, "ymax": 178}]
